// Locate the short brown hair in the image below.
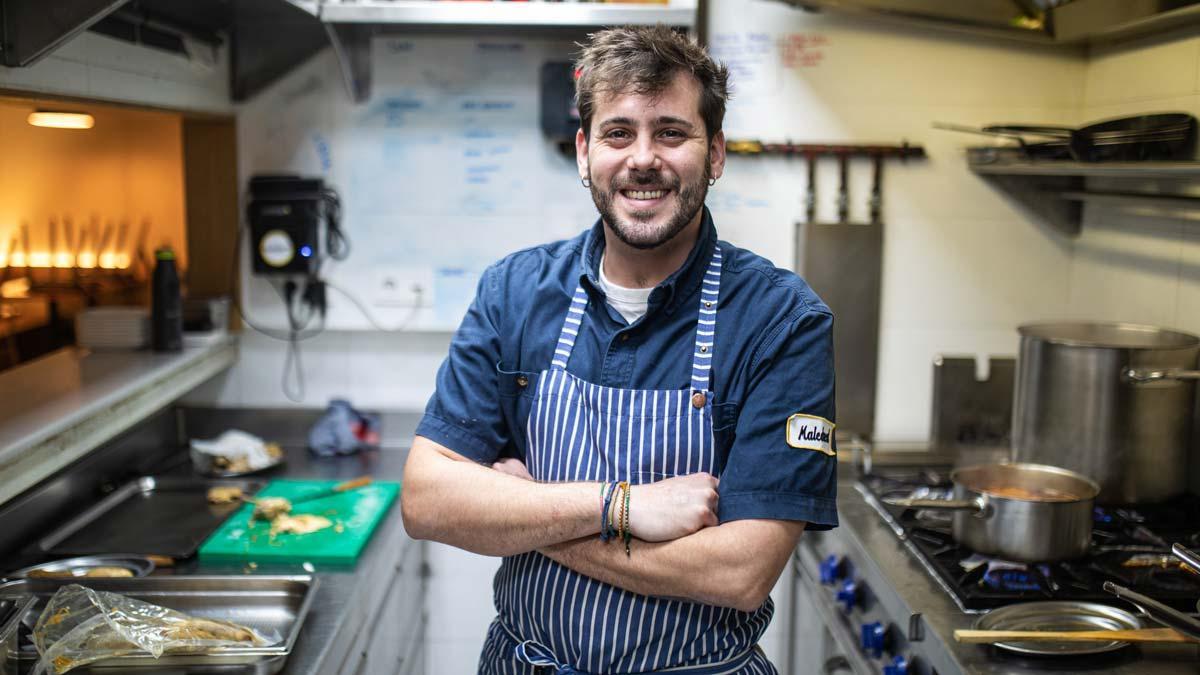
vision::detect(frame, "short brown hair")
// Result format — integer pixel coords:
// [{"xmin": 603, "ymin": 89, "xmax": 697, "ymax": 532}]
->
[{"xmin": 574, "ymin": 25, "xmax": 730, "ymax": 141}]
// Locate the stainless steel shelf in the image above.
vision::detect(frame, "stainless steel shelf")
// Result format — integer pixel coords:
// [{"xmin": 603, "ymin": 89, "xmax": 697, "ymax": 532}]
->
[
  {"xmin": 969, "ymin": 160, "xmax": 1200, "ymax": 178},
  {"xmin": 1060, "ymin": 190, "xmax": 1200, "ymax": 210},
  {"xmin": 318, "ymin": 1, "xmax": 697, "ymax": 27}
]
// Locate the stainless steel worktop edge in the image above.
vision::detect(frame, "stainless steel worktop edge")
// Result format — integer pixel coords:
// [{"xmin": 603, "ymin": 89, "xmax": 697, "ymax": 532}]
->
[{"xmin": 0, "ymin": 340, "xmax": 238, "ymax": 505}]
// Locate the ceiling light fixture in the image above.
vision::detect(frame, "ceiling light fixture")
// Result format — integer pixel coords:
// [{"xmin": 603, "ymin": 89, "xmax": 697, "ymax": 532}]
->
[{"xmin": 27, "ymin": 110, "xmax": 95, "ymax": 129}]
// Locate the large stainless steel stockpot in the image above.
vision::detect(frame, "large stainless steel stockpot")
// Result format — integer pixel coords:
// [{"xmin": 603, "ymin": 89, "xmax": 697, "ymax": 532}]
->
[
  {"xmin": 886, "ymin": 463, "xmax": 1099, "ymax": 562},
  {"xmin": 1012, "ymin": 322, "xmax": 1200, "ymax": 503}
]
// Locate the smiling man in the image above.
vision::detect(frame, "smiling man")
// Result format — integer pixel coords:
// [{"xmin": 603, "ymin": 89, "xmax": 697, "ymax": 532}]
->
[{"xmin": 401, "ymin": 26, "xmax": 838, "ymax": 674}]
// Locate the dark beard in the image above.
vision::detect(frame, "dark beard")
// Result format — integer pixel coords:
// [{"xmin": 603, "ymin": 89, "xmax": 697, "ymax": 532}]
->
[{"xmin": 590, "ymin": 157, "xmax": 711, "ymax": 251}]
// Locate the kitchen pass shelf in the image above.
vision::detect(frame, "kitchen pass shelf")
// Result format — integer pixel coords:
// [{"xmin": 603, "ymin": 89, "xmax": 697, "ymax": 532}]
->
[
  {"xmin": 967, "ymin": 158, "xmax": 1200, "ymax": 235},
  {"xmin": 305, "ymin": 0, "xmax": 696, "ymax": 28}
]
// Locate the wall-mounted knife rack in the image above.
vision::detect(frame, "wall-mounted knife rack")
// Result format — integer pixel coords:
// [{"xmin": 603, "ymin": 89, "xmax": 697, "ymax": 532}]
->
[{"xmin": 724, "ymin": 140, "xmax": 927, "ymax": 225}]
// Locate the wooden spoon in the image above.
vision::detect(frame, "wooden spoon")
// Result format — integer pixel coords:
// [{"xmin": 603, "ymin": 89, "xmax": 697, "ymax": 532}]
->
[{"xmin": 954, "ymin": 628, "xmax": 1197, "ymax": 645}]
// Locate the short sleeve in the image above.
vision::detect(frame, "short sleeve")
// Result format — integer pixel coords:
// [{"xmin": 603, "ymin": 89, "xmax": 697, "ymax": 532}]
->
[
  {"xmin": 415, "ymin": 265, "xmax": 508, "ymax": 463},
  {"xmin": 718, "ymin": 308, "xmax": 838, "ymax": 530}
]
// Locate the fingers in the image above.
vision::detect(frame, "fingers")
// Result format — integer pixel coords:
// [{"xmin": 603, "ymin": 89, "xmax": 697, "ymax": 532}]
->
[{"xmin": 492, "ymin": 458, "xmax": 534, "ymax": 481}]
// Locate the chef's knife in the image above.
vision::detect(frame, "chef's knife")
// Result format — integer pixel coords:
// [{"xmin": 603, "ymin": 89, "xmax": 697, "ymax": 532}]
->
[{"xmin": 292, "ymin": 476, "xmax": 373, "ymax": 507}]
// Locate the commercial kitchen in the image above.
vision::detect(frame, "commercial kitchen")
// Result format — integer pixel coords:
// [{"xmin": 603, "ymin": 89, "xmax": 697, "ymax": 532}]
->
[{"xmin": 3, "ymin": 0, "xmax": 1200, "ymax": 673}]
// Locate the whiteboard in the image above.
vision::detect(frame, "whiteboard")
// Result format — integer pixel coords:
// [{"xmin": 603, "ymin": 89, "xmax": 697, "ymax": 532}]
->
[{"xmin": 237, "ymin": 35, "xmax": 597, "ymax": 331}]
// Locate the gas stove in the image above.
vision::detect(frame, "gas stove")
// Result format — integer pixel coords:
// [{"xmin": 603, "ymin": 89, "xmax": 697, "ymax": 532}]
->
[{"xmin": 857, "ymin": 466, "xmax": 1200, "ymax": 613}]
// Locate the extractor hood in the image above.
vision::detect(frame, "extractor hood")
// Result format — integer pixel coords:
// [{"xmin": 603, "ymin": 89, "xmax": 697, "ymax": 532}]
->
[{"xmin": 789, "ymin": 0, "xmax": 1200, "ymax": 46}]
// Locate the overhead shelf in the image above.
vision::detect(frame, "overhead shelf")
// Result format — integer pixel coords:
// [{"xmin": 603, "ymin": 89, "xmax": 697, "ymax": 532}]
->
[
  {"xmin": 969, "ymin": 160, "xmax": 1200, "ymax": 179},
  {"xmin": 317, "ymin": 1, "xmax": 697, "ymax": 28},
  {"xmin": 965, "ymin": 158, "xmax": 1200, "ymax": 236}
]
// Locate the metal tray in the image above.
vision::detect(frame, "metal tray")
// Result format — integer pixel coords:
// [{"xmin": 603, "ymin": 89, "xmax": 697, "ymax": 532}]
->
[
  {"xmin": 973, "ymin": 600, "xmax": 1142, "ymax": 656},
  {"xmin": 3, "ymin": 556, "xmax": 155, "ymax": 581},
  {"xmin": 0, "ymin": 575, "xmax": 316, "ymax": 673},
  {"xmin": 39, "ymin": 477, "xmax": 266, "ymax": 559},
  {"xmin": 2, "ymin": 596, "xmax": 35, "ymax": 675},
  {"xmin": 190, "ymin": 448, "xmax": 287, "ymax": 479}
]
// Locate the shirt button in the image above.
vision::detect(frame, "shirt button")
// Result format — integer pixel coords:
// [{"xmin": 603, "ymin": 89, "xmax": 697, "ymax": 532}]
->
[
  {"xmin": 620, "ymin": 334, "xmax": 630, "ymax": 342},
  {"xmin": 699, "ymin": 345, "xmax": 708, "ymax": 353},
  {"xmin": 704, "ymin": 301, "xmax": 713, "ymax": 308},
  {"xmin": 516, "ymin": 375, "xmax": 529, "ymax": 388},
  {"xmin": 691, "ymin": 392, "xmax": 706, "ymax": 409}
]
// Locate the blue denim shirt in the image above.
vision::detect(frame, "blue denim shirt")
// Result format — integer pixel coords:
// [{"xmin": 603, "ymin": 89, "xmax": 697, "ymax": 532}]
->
[{"xmin": 416, "ymin": 208, "xmax": 838, "ymax": 529}]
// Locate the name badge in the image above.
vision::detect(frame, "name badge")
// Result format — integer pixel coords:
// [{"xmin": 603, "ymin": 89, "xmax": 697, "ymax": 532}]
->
[{"xmin": 787, "ymin": 414, "xmax": 835, "ymax": 455}]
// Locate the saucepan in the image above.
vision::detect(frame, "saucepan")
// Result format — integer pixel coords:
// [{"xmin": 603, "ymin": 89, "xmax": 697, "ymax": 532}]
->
[{"xmin": 885, "ymin": 463, "xmax": 1100, "ymax": 563}]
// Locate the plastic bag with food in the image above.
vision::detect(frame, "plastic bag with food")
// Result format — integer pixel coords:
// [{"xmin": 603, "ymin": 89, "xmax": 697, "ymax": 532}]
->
[{"xmin": 32, "ymin": 584, "xmax": 278, "ymax": 674}]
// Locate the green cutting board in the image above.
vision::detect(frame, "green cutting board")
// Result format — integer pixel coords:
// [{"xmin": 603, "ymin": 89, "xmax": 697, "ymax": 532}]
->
[{"xmin": 198, "ymin": 479, "xmax": 400, "ymax": 565}]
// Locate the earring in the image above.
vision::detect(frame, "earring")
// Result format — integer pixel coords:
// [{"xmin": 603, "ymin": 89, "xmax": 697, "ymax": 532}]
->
[
  {"xmin": 708, "ymin": 178, "xmax": 717, "ymax": 186},
  {"xmin": 581, "ymin": 178, "xmax": 591, "ymax": 188}
]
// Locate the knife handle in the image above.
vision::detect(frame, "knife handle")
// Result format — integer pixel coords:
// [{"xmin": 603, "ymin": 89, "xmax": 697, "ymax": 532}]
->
[{"xmin": 334, "ymin": 476, "xmax": 372, "ymax": 492}]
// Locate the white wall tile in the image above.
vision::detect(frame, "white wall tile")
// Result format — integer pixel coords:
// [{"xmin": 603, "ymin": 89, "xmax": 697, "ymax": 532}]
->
[
  {"xmin": 1174, "ymin": 226, "xmax": 1200, "ymax": 336},
  {"xmin": 875, "ymin": 327, "xmax": 1023, "ymax": 442},
  {"xmin": 1067, "ymin": 209, "xmax": 1184, "ymax": 328},
  {"xmin": 1084, "ymin": 34, "xmax": 1200, "ymax": 107}
]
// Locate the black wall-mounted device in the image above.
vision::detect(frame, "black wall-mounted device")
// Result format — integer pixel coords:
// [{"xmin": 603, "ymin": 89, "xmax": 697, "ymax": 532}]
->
[
  {"xmin": 540, "ymin": 61, "xmax": 580, "ymax": 146},
  {"xmin": 247, "ymin": 175, "xmax": 326, "ymax": 276}
]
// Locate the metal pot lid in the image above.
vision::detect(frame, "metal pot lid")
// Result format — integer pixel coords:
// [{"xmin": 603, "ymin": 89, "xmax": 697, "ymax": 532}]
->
[
  {"xmin": 973, "ymin": 601, "xmax": 1142, "ymax": 656},
  {"xmin": 3, "ymin": 555, "xmax": 155, "ymax": 580},
  {"xmin": 1018, "ymin": 322, "xmax": 1200, "ymax": 350}
]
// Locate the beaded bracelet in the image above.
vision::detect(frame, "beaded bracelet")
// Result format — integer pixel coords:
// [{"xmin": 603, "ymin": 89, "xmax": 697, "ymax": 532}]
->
[{"xmin": 599, "ymin": 481, "xmax": 617, "ymax": 542}]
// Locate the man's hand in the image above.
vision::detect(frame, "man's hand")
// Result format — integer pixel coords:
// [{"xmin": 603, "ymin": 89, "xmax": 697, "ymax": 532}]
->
[
  {"xmin": 490, "ymin": 459, "xmax": 718, "ymax": 542},
  {"xmin": 628, "ymin": 473, "xmax": 719, "ymax": 541},
  {"xmin": 492, "ymin": 457, "xmax": 535, "ymax": 481}
]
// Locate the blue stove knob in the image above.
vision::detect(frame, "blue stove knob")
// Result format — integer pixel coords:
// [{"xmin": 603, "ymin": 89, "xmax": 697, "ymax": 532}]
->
[
  {"xmin": 883, "ymin": 655, "xmax": 908, "ymax": 675},
  {"xmin": 835, "ymin": 579, "xmax": 858, "ymax": 612},
  {"xmin": 860, "ymin": 621, "xmax": 886, "ymax": 658},
  {"xmin": 819, "ymin": 555, "xmax": 845, "ymax": 585}
]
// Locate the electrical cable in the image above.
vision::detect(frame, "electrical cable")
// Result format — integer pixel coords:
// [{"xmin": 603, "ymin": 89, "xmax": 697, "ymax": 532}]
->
[
  {"xmin": 324, "ymin": 279, "xmax": 422, "ymax": 332},
  {"xmin": 279, "ymin": 280, "xmax": 307, "ymax": 403}
]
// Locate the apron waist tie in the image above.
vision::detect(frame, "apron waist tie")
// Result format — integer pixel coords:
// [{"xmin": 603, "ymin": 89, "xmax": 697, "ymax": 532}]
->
[{"xmin": 514, "ymin": 639, "xmax": 585, "ymax": 674}]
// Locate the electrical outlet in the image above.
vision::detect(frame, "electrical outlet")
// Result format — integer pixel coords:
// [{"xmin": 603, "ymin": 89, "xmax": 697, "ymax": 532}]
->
[{"xmin": 371, "ymin": 267, "xmax": 434, "ymax": 308}]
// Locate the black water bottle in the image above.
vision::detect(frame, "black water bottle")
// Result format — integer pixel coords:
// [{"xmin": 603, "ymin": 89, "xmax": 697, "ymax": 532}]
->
[{"xmin": 151, "ymin": 247, "xmax": 183, "ymax": 351}]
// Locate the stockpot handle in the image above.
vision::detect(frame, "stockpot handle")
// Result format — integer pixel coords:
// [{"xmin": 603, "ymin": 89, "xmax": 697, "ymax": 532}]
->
[
  {"xmin": 1123, "ymin": 367, "xmax": 1200, "ymax": 383},
  {"xmin": 883, "ymin": 496, "xmax": 987, "ymax": 515}
]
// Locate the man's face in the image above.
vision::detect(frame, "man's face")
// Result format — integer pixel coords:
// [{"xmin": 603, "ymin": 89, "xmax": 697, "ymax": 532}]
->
[{"xmin": 576, "ymin": 73, "xmax": 726, "ymax": 250}]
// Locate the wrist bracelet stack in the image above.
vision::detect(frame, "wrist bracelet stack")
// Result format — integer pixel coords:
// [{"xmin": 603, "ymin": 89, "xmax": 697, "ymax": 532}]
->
[{"xmin": 599, "ymin": 480, "xmax": 631, "ymax": 556}]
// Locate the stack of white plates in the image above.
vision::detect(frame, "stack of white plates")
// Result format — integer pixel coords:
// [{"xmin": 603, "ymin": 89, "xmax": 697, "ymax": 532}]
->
[{"xmin": 76, "ymin": 307, "xmax": 150, "ymax": 350}]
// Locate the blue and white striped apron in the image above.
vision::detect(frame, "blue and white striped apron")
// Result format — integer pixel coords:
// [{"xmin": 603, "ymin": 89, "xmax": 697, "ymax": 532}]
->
[{"xmin": 479, "ymin": 246, "xmax": 777, "ymax": 674}]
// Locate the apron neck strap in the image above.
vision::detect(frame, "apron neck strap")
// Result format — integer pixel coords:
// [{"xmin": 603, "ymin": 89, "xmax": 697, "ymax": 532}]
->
[{"xmin": 551, "ymin": 285, "xmax": 589, "ymax": 370}]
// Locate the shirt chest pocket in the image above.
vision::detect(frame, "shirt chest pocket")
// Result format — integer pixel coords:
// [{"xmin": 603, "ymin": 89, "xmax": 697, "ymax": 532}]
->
[{"xmin": 496, "ymin": 362, "xmax": 538, "ymax": 452}]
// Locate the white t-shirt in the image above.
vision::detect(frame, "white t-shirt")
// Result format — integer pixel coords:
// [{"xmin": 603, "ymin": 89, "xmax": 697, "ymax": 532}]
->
[{"xmin": 598, "ymin": 255, "xmax": 653, "ymax": 324}]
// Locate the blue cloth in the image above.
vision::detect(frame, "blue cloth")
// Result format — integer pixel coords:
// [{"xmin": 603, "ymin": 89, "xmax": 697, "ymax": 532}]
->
[
  {"xmin": 416, "ymin": 207, "xmax": 837, "ymax": 530},
  {"xmin": 308, "ymin": 399, "xmax": 380, "ymax": 456}
]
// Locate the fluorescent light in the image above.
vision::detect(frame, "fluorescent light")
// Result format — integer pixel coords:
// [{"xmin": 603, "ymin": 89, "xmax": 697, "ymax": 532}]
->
[{"xmin": 27, "ymin": 111, "xmax": 94, "ymax": 129}]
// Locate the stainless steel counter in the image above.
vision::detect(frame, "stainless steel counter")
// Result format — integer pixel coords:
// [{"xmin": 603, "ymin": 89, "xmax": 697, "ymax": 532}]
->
[
  {"xmin": 177, "ymin": 444, "xmax": 422, "ymax": 675},
  {"xmin": 799, "ymin": 463, "xmax": 1200, "ymax": 674}
]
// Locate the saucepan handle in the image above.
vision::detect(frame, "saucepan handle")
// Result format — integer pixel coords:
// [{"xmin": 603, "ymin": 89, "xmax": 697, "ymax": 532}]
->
[
  {"xmin": 882, "ymin": 497, "xmax": 987, "ymax": 514},
  {"xmin": 1123, "ymin": 367, "xmax": 1200, "ymax": 383}
]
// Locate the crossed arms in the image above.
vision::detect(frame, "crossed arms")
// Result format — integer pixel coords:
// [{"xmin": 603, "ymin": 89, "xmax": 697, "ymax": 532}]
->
[{"xmin": 400, "ymin": 435, "xmax": 805, "ymax": 613}]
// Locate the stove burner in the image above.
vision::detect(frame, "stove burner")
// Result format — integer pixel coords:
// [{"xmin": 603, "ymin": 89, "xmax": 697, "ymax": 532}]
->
[
  {"xmin": 859, "ymin": 470, "xmax": 1200, "ymax": 611},
  {"xmin": 983, "ymin": 568, "xmax": 1042, "ymax": 592}
]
